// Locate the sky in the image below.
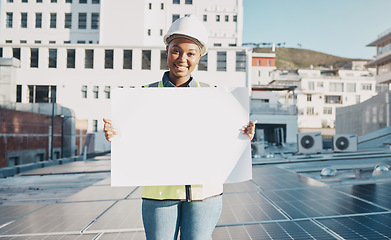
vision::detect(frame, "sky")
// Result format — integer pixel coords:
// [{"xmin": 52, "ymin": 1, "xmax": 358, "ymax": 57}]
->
[{"xmin": 242, "ymin": 0, "xmax": 391, "ymax": 59}]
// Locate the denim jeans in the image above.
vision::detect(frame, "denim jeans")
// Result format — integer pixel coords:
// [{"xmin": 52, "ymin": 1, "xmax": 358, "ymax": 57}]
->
[{"xmin": 142, "ymin": 195, "xmax": 222, "ymax": 240}]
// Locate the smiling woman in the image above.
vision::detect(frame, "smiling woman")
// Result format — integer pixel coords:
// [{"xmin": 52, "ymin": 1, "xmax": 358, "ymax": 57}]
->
[{"xmin": 103, "ymin": 15, "xmax": 256, "ymax": 240}]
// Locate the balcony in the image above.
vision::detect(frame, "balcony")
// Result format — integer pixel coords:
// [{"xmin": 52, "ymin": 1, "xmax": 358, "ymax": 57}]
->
[{"xmin": 250, "ymin": 100, "xmax": 297, "ymax": 115}]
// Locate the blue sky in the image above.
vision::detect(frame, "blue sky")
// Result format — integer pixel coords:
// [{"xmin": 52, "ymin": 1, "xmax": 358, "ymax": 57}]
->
[{"xmin": 243, "ymin": 0, "xmax": 391, "ymax": 59}]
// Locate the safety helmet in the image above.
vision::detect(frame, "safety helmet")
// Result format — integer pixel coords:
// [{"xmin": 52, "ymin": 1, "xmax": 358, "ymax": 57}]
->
[{"xmin": 164, "ymin": 15, "xmax": 208, "ymax": 56}]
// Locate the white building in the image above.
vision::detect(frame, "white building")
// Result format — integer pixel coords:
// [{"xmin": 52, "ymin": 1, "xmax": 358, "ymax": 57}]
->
[
  {"xmin": 296, "ymin": 64, "xmax": 377, "ymax": 137},
  {"xmin": 0, "ymin": 0, "xmax": 249, "ymax": 154}
]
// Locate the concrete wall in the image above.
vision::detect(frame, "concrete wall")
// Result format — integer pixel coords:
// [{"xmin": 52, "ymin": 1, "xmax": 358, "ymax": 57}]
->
[{"xmin": 335, "ymin": 91, "xmax": 391, "ymax": 136}]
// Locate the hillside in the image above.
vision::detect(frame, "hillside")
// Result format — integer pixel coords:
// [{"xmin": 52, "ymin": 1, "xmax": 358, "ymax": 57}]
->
[{"xmin": 253, "ymin": 47, "xmax": 371, "ymax": 69}]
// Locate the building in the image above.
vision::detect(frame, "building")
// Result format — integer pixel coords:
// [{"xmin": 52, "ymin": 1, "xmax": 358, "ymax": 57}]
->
[
  {"xmin": 0, "ymin": 0, "xmax": 250, "ymax": 165},
  {"xmin": 251, "ymin": 50, "xmax": 276, "ymax": 85},
  {"xmin": 367, "ymin": 27, "xmax": 391, "ymax": 85}
]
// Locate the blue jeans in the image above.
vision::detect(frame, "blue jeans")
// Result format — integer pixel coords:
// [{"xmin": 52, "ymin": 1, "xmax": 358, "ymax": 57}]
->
[{"xmin": 142, "ymin": 195, "xmax": 222, "ymax": 240}]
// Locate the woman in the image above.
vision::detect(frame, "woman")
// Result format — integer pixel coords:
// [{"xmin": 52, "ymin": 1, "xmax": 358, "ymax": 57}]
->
[{"xmin": 104, "ymin": 15, "xmax": 256, "ymax": 240}]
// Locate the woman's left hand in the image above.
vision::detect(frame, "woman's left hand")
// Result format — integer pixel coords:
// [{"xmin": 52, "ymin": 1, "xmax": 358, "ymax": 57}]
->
[{"xmin": 242, "ymin": 120, "xmax": 257, "ymax": 140}]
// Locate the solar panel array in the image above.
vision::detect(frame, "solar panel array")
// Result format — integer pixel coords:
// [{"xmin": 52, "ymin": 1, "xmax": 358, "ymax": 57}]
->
[{"xmin": 1, "ymin": 163, "xmax": 391, "ymax": 239}]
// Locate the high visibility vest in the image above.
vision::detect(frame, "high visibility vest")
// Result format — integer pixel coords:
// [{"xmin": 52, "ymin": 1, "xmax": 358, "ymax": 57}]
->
[{"xmin": 141, "ymin": 79, "xmax": 223, "ymax": 201}]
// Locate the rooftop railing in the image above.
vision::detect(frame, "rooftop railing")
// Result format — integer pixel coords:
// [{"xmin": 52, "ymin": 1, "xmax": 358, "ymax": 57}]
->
[
  {"xmin": 377, "ymin": 26, "xmax": 391, "ymax": 39},
  {"xmin": 250, "ymin": 101, "xmax": 297, "ymax": 115}
]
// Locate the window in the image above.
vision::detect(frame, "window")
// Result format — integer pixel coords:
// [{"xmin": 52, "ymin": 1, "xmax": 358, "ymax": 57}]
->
[
  {"xmin": 161, "ymin": 3, "xmax": 164, "ymax": 9},
  {"xmin": 92, "ymin": 120, "xmax": 98, "ymax": 132},
  {"xmin": 49, "ymin": 41, "xmax": 56, "ymax": 44},
  {"xmin": 216, "ymin": 15, "xmax": 220, "ymax": 22},
  {"xmin": 104, "ymin": 86, "xmax": 111, "ymax": 99},
  {"xmin": 185, "ymin": 0, "xmax": 192, "ymax": 4},
  {"xmin": 93, "ymin": 86, "xmax": 99, "ymax": 99},
  {"xmin": 51, "ymin": 0, "xmax": 57, "ymax": 2},
  {"xmin": 22, "ymin": 0, "xmax": 27, "ymax": 2},
  {"xmin": 236, "ymin": 51, "xmax": 246, "ymax": 72},
  {"xmin": 81, "ymin": 85, "xmax": 87, "ymax": 98},
  {"xmin": 66, "ymin": 0, "xmax": 72, "ymax": 3},
  {"xmin": 217, "ymin": 51, "xmax": 226, "ymax": 71},
  {"xmin": 203, "ymin": 15, "xmax": 207, "ymax": 22},
  {"xmin": 48, "ymin": 49, "xmax": 57, "ymax": 68},
  {"xmin": 346, "ymin": 83, "xmax": 356, "ymax": 92},
  {"xmin": 21, "ymin": 13, "xmax": 28, "ymax": 28},
  {"xmin": 225, "ymin": 15, "xmax": 229, "ymax": 22},
  {"xmin": 8, "ymin": 157, "xmax": 20, "ymax": 167},
  {"xmin": 85, "ymin": 49, "xmax": 94, "ymax": 68},
  {"xmin": 361, "ymin": 83, "xmax": 372, "ymax": 90},
  {"xmin": 149, "ymin": 3, "xmax": 152, "ymax": 9},
  {"xmin": 160, "ymin": 50, "xmax": 168, "ymax": 70},
  {"xmin": 105, "ymin": 49, "xmax": 114, "ymax": 69},
  {"xmin": 37, "ymin": 0, "xmax": 42, "ymax": 2},
  {"xmin": 142, "ymin": 50, "xmax": 151, "ymax": 70},
  {"xmin": 173, "ymin": 0, "xmax": 179, "ymax": 4},
  {"xmin": 92, "ymin": 0, "xmax": 99, "ymax": 3},
  {"xmin": 34, "ymin": 40, "xmax": 41, "ymax": 44},
  {"xmin": 67, "ymin": 49, "xmax": 76, "ymax": 68},
  {"xmin": 0, "ymin": 48, "xmax": 2, "ymax": 58},
  {"xmin": 79, "ymin": 0, "xmax": 87, "ymax": 3},
  {"xmin": 65, "ymin": 13, "xmax": 72, "ymax": 28},
  {"xmin": 78, "ymin": 13, "xmax": 87, "ymax": 29},
  {"xmin": 16, "ymin": 85, "xmax": 22, "ymax": 103},
  {"xmin": 6, "ymin": 13, "xmax": 13, "ymax": 28},
  {"xmin": 172, "ymin": 14, "xmax": 180, "ymax": 23},
  {"xmin": 30, "ymin": 48, "xmax": 39, "ymax": 68},
  {"xmin": 7, "ymin": 0, "xmax": 13, "ymax": 2},
  {"xmin": 28, "ymin": 85, "xmax": 56, "ymax": 103},
  {"xmin": 306, "ymin": 107, "xmax": 314, "ymax": 115},
  {"xmin": 13, "ymin": 48, "xmax": 21, "ymax": 60},
  {"xmin": 91, "ymin": 13, "xmax": 99, "ymax": 29},
  {"xmin": 20, "ymin": 40, "xmax": 27, "ymax": 44},
  {"xmin": 317, "ymin": 81, "xmax": 324, "ymax": 88},
  {"xmin": 307, "ymin": 94, "xmax": 312, "ymax": 102},
  {"xmin": 308, "ymin": 81, "xmax": 314, "ymax": 90},
  {"xmin": 268, "ymin": 60, "xmax": 271, "ymax": 66},
  {"xmin": 356, "ymin": 95, "xmax": 360, "ymax": 104},
  {"xmin": 123, "ymin": 50, "xmax": 132, "ymax": 69},
  {"xmin": 323, "ymin": 107, "xmax": 332, "ymax": 115},
  {"xmin": 233, "ymin": 15, "xmax": 237, "ymax": 22},
  {"xmin": 229, "ymin": 43, "xmax": 237, "ymax": 47},
  {"xmin": 160, "ymin": 29, "xmax": 163, "ymax": 36},
  {"xmin": 214, "ymin": 43, "xmax": 222, "ymax": 47},
  {"xmin": 50, "ymin": 13, "xmax": 57, "ymax": 28},
  {"xmin": 325, "ymin": 95, "xmax": 342, "ymax": 104},
  {"xmin": 35, "ymin": 13, "xmax": 42, "ymax": 28},
  {"xmin": 77, "ymin": 40, "xmax": 85, "ymax": 44},
  {"xmin": 147, "ymin": 29, "xmax": 151, "ymax": 36},
  {"xmin": 329, "ymin": 82, "xmax": 344, "ymax": 92},
  {"xmin": 5, "ymin": 40, "xmax": 13, "ymax": 43},
  {"xmin": 199, "ymin": 53, "xmax": 207, "ymax": 71}
]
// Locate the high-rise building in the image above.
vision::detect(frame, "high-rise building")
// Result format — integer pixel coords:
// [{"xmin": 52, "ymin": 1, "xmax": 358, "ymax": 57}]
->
[{"xmin": 0, "ymin": 0, "xmax": 250, "ymax": 154}]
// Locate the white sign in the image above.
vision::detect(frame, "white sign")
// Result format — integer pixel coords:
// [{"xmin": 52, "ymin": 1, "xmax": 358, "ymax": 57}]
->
[{"xmin": 111, "ymin": 87, "xmax": 251, "ymax": 186}]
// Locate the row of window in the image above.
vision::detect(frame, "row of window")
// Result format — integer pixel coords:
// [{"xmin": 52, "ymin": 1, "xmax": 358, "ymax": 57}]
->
[
  {"xmin": 305, "ymin": 107, "xmax": 334, "ymax": 115},
  {"xmin": 81, "ymin": 85, "xmax": 111, "ymax": 99},
  {"xmin": 4, "ymin": 40, "xmax": 98, "ymax": 44},
  {"xmin": 172, "ymin": 0, "xmax": 192, "ymax": 4},
  {"xmin": 10, "ymin": 47, "xmax": 247, "ymax": 72},
  {"xmin": 203, "ymin": 14, "xmax": 237, "ymax": 23},
  {"xmin": 6, "ymin": 12, "xmax": 99, "ymax": 30},
  {"xmin": 7, "ymin": 0, "xmax": 99, "ymax": 3},
  {"xmin": 306, "ymin": 81, "xmax": 372, "ymax": 92}
]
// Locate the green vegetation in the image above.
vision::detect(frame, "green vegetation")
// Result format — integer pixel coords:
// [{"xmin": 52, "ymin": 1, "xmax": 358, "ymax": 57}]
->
[{"xmin": 253, "ymin": 47, "xmax": 371, "ymax": 69}]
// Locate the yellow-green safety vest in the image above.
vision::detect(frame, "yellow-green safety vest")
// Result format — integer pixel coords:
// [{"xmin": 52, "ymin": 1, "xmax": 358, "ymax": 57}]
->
[{"xmin": 142, "ymin": 79, "xmax": 223, "ymax": 201}]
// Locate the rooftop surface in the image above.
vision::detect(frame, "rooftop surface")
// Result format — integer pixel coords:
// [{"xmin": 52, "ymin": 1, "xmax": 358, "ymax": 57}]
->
[{"xmin": 1, "ymin": 151, "xmax": 391, "ymax": 240}]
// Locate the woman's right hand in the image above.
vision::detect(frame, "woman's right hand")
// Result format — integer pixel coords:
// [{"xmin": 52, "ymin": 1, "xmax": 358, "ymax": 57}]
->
[{"xmin": 103, "ymin": 118, "xmax": 117, "ymax": 142}]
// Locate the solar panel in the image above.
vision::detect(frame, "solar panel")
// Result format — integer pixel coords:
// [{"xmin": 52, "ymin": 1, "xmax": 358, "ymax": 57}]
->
[
  {"xmin": 212, "ymin": 220, "xmax": 334, "ymax": 239},
  {"xmin": 0, "ymin": 205, "xmax": 44, "ymax": 226},
  {"xmin": 0, "ymin": 233, "xmax": 98, "ymax": 239},
  {"xmin": 252, "ymin": 167, "xmax": 310, "ymax": 190},
  {"xmin": 263, "ymin": 188, "xmax": 386, "ymax": 219},
  {"xmin": 333, "ymin": 183, "xmax": 391, "ymax": 210},
  {"xmin": 61, "ymin": 186, "xmax": 137, "ymax": 202},
  {"xmin": 0, "ymin": 201, "xmax": 115, "ymax": 235},
  {"xmin": 218, "ymin": 192, "xmax": 287, "ymax": 225},
  {"xmin": 98, "ymin": 231, "xmax": 146, "ymax": 240},
  {"xmin": 86, "ymin": 199, "xmax": 144, "ymax": 231},
  {"xmin": 223, "ymin": 180, "xmax": 261, "ymax": 193},
  {"xmin": 317, "ymin": 213, "xmax": 391, "ymax": 240}
]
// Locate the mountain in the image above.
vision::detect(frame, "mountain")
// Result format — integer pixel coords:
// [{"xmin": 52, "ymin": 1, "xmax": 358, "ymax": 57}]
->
[{"xmin": 253, "ymin": 47, "xmax": 371, "ymax": 69}]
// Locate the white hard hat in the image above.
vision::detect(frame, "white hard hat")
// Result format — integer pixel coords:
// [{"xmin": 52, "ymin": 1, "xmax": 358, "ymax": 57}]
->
[{"xmin": 164, "ymin": 15, "xmax": 208, "ymax": 56}]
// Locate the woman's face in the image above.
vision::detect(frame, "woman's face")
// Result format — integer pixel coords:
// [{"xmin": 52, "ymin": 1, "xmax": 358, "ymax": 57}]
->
[{"xmin": 166, "ymin": 38, "xmax": 202, "ymax": 82}]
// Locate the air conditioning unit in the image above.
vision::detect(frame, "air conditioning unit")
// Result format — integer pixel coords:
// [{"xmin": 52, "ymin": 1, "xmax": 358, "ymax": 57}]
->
[
  {"xmin": 297, "ymin": 132, "xmax": 322, "ymax": 154},
  {"xmin": 332, "ymin": 134, "xmax": 357, "ymax": 152}
]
